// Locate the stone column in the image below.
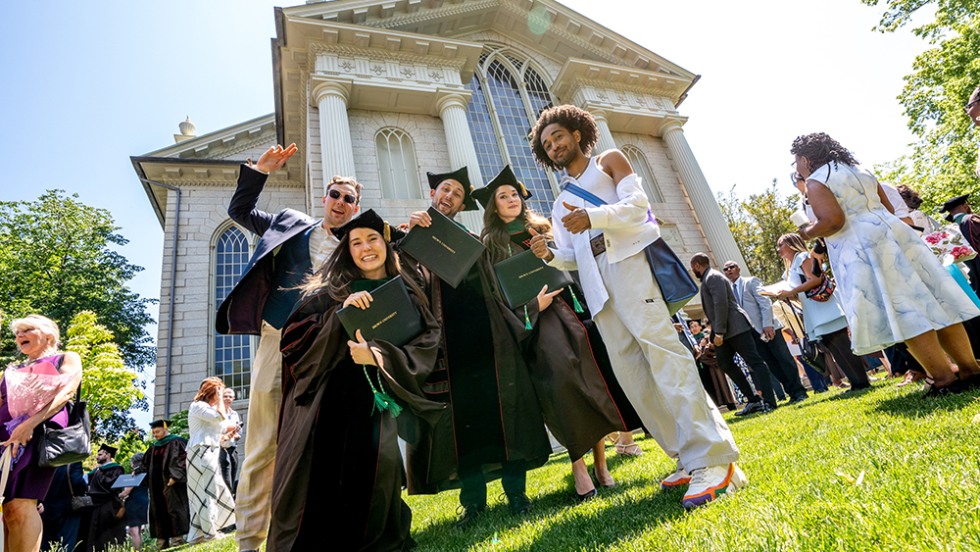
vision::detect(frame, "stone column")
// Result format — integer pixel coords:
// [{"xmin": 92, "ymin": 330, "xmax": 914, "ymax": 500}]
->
[
  {"xmin": 661, "ymin": 119, "xmax": 748, "ymax": 268},
  {"xmin": 436, "ymin": 91, "xmax": 484, "ymax": 231},
  {"xmin": 591, "ymin": 109, "xmax": 617, "ymax": 154},
  {"xmin": 313, "ymin": 80, "xmax": 357, "ymax": 194}
]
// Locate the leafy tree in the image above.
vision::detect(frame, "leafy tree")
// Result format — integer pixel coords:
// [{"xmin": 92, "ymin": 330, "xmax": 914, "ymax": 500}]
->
[
  {"xmin": 0, "ymin": 190, "xmax": 156, "ymax": 368},
  {"xmin": 860, "ymin": 0, "xmax": 980, "ymax": 214},
  {"xmin": 719, "ymin": 180, "xmax": 801, "ymax": 284},
  {"xmin": 166, "ymin": 409, "xmax": 191, "ymax": 440},
  {"xmin": 64, "ymin": 310, "xmax": 145, "ymax": 440}
]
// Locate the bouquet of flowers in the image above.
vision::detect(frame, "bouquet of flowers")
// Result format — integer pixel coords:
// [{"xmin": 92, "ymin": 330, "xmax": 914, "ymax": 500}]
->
[{"xmin": 923, "ymin": 225, "xmax": 978, "ymax": 266}]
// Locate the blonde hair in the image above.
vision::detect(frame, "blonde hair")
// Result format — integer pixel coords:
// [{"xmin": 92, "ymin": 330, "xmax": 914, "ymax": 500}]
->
[
  {"xmin": 10, "ymin": 314, "xmax": 61, "ymax": 349},
  {"xmin": 777, "ymin": 233, "xmax": 809, "ymax": 272}
]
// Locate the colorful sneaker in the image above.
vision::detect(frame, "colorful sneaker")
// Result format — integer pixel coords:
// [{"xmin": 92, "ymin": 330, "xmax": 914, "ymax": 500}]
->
[
  {"xmin": 681, "ymin": 463, "xmax": 746, "ymax": 509},
  {"xmin": 660, "ymin": 468, "xmax": 691, "ymax": 490}
]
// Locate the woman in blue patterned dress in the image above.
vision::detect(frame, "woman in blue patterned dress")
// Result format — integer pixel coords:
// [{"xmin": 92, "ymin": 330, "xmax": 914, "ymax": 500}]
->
[{"xmin": 790, "ymin": 132, "xmax": 980, "ymax": 395}]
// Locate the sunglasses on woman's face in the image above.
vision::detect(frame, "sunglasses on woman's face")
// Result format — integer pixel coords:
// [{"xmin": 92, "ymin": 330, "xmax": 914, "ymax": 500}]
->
[{"xmin": 327, "ymin": 189, "xmax": 357, "ymax": 204}]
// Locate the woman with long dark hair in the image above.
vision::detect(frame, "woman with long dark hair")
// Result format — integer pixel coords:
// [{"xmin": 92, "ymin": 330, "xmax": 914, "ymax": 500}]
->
[
  {"xmin": 269, "ymin": 210, "xmax": 442, "ymax": 552},
  {"xmin": 475, "ymin": 166, "xmax": 640, "ymax": 501},
  {"xmin": 788, "ymin": 132, "xmax": 980, "ymax": 395}
]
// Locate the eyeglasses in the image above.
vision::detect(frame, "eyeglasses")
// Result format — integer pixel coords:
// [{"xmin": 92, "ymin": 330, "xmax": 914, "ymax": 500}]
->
[
  {"xmin": 327, "ymin": 189, "xmax": 357, "ymax": 205},
  {"xmin": 966, "ymin": 99, "xmax": 980, "ymax": 113}
]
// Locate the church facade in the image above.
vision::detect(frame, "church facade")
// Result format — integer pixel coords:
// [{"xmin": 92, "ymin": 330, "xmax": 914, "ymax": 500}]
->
[{"xmin": 132, "ymin": 0, "xmax": 746, "ymax": 421}]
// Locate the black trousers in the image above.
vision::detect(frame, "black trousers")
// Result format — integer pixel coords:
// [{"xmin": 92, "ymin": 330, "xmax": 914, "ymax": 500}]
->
[
  {"xmin": 820, "ymin": 328, "xmax": 871, "ymax": 389},
  {"xmin": 219, "ymin": 446, "xmax": 239, "ymax": 497},
  {"xmin": 459, "ymin": 460, "xmax": 527, "ymax": 507},
  {"xmin": 715, "ymin": 331, "xmax": 777, "ymax": 408},
  {"xmin": 752, "ymin": 331, "xmax": 807, "ymax": 399}
]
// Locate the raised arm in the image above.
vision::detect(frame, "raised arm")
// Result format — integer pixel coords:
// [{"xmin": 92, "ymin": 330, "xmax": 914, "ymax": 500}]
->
[{"xmin": 228, "ymin": 143, "xmax": 298, "ymax": 236}]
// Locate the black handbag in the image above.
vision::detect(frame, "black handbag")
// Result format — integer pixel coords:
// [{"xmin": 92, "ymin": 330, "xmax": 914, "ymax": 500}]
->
[{"xmin": 37, "ymin": 385, "xmax": 91, "ymax": 468}]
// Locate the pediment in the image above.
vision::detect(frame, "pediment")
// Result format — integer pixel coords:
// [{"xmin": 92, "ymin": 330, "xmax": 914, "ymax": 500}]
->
[
  {"xmin": 143, "ymin": 114, "xmax": 278, "ymax": 162},
  {"xmin": 283, "ymin": 0, "xmax": 695, "ymax": 83}
]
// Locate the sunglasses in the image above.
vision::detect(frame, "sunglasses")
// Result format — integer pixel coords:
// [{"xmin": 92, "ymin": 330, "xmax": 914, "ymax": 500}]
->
[
  {"xmin": 723, "ymin": 266, "xmax": 738, "ymax": 272},
  {"xmin": 327, "ymin": 189, "xmax": 357, "ymax": 205},
  {"xmin": 966, "ymin": 99, "xmax": 980, "ymax": 113}
]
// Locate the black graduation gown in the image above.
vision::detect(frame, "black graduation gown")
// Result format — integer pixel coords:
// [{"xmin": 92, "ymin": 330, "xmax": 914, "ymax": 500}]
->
[
  {"xmin": 142, "ymin": 435, "xmax": 190, "ymax": 539},
  {"xmin": 268, "ymin": 283, "xmax": 444, "ymax": 552},
  {"xmin": 499, "ymin": 230, "xmax": 636, "ymax": 460},
  {"xmin": 398, "ymin": 246, "xmax": 552, "ymax": 495},
  {"xmin": 85, "ymin": 463, "xmax": 125, "ymax": 552}
]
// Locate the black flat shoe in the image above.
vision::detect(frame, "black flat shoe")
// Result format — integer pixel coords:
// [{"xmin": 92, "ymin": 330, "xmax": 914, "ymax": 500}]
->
[
  {"xmin": 507, "ymin": 493, "xmax": 531, "ymax": 516},
  {"xmin": 575, "ymin": 488, "xmax": 598, "ymax": 502},
  {"xmin": 456, "ymin": 504, "xmax": 485, "ymax": 528},
  {"xmin": 923, "ymin": 378, "xmax": 972, "ymax": 398}
]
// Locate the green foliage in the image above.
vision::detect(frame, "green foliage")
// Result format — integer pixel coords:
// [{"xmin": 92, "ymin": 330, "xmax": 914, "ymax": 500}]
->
[
  {"xmin": 167, "ymin": 409, "xmax": 191, "ymax": 440},
  {"xmin": 860, "ymin": 1, "xmax": 980, "ymax": 215},
  {"xmin": 64, "ymin": 310, "xmax": 144, "ymax": 440},
  {"xmin": 718, "ymin": 181, "xmax": 801, "ymax": 284},
  {"xmin": 112, "ymin": 428, "xmax": 153, "ymax": 473},
  {"xmin": 0, "ymin": 190, "xmax": 156, "ymax": 369}
]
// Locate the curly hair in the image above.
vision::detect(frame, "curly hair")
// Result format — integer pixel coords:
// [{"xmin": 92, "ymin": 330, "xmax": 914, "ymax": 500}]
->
[
  {"xmin": 790, "ymin": 132, "xmax": 859, "ymax": 172},
  {"xmin": 480, "ymin": 186, "xmax": 552, "ymax": 263},
  {"xmin": 896, "ymin": 184, "xmax": 923, "ymax": 210},
  {"xmin": 529, "ymin": 105, "xmax": 599, "ymax": 170}
]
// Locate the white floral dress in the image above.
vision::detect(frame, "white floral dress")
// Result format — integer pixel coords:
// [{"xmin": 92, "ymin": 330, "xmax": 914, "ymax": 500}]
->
[{"xmin": 810, "ymin": 162, "xmax": 980, "ymax": 355}]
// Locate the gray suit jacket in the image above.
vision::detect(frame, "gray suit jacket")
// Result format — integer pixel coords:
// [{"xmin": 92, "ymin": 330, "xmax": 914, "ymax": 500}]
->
[
  {"xmin": 733, "ymin": 276, "xmax": 783, "ymax": 334},
  {"xmin": 699, "ymin": 268, "xmax": 753, "ymax": 339}
]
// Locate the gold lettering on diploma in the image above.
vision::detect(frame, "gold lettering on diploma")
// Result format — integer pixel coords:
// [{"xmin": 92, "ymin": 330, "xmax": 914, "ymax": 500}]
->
[
  {"xmin": 518, "ymin": 266, "xmax": 545, "ymax": 280},
  {"xmin": 372, "ymin": 311, "xmax": 397, "ymax": 330},
  {"xmin": 431, "ymin": 235, "xmax": 456, "ymax": 254}
]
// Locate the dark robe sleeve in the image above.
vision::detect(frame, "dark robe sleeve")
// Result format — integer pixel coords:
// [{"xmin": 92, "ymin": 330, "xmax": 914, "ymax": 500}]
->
[
  {"xmin": 167, "ymin": 439, "xmax": 188, "ymax": 483},
  {"xmin": 280, "ymin": 292, "xmax": 347, "ymax": 404}
]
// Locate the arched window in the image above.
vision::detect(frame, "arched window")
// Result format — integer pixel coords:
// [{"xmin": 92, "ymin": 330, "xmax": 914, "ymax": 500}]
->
[
  {"xmin": 622, "ymin": 145, "xmax": 664, "ymax": 203},
  {"xmin": 465, "ymin": 46, "xmax": 558, "ymax": 215},
  {"xmin": 376, "ymin": 128, "xmax": 422, "ymax": 199},
  {"xmin": 213, "ymin": 225, "xmax": 252, "ymax": 400}
]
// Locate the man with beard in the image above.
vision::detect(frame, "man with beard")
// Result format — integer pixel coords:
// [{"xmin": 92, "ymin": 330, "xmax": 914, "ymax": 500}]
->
[
  {"xmin": 215, "ymin": 143, "xmax": 361, "ymax": 552},
  {"xmin": 141, "ymin": 419, "xmax": 189, "ymax": 549},
  {"xmin": 85, "ymin": 445, "xmax": 126, "ymax": 551},
  {"xmin": 527, "ymin": 105, "xmax": 743, "ymax": 509},
  {"xmin": 400, "ymin": 167, "xmax": 551, "ymax": 526}
]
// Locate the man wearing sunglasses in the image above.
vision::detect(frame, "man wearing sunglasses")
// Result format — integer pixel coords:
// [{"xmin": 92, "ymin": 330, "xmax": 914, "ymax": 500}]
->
[{"xmin": 216, "ymin": 143, "xmax": 361, "ymax": 552}]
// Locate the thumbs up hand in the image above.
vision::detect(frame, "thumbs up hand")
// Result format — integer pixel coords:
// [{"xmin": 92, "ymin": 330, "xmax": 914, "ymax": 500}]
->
[{"xmin": 527, "ymin": 227, "xmax": 554, "ymax": 262}]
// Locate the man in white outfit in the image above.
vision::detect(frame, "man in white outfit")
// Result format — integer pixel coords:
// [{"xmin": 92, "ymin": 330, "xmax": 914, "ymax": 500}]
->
[{"xmin": 527, "ymin": 105, "xmax": 744, "ymax": 508}]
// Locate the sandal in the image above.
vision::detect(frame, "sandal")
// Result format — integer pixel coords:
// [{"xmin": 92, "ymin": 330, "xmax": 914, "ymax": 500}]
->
[
  {"xmin": 615, "ymin": 443, "xmax": 644, "ymax": 457},
  {"xmin": 922, "ymin": 377, "xmax": 972, "ymax": 398}
]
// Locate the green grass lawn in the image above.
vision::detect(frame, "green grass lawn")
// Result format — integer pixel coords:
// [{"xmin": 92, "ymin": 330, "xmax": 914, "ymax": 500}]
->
[{"xmin": 168, "ymin": 380, "xmax": 980, "ymax": 552}]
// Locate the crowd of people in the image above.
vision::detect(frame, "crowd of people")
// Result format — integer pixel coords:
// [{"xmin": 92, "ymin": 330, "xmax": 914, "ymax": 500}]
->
[{"xmin": 2, "ymin": 85, "xmax": 979, "ymax": 552}]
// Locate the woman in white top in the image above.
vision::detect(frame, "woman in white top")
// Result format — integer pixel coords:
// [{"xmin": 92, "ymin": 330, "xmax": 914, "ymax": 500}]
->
[
  {"xmin": 790, "ymin": 132, "xmax": 980, "ymax": 396},
  {"xmin": 186, "ymin": 377, "xmax": 236, "ymax": 543}
]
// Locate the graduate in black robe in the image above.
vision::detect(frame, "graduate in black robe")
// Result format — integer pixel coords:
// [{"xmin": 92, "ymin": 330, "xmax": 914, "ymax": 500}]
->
[
  {"xmin": 397, "ymin": 168, "xmax": 552, "ymax": 525},
  {"xmin": 474, "ymin": 166, "xmax": 640, "ymax": 500},
  {"xmin": 141, "ymin": 419, "xmax": 189, "ymax": 548},
  {"xmin": 269, "ymin": 210, "xmax": 444, "ymax": 552},
  {"xmin": 85, "ymin": 444, "xmax": 125, "ymax": 552}
]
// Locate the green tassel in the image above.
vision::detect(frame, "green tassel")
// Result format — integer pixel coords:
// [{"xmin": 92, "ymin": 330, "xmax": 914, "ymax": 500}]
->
[
  {"xmin": 371, "ymin": 389, "xmax": 403, "ymax": 417},
  {"xmin": 524, "ymin": 305, "xmax": 532, "ymax": 330},
  {"xmin": 569, "ymin": 287, "xmax": 584, "ymax": 314},
  {"xmin": 362, "ymin": 365, "xmax": 402, "ymax": 418}
]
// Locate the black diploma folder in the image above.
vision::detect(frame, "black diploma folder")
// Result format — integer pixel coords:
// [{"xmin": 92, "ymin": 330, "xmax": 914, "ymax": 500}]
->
[
  {"xmin": 398, "ymin": 207, "xmax": 486, "ymax": 287},
  {"xmin": 493, "ymin": 249, "xmax": 574, "ymax": 309},
  {"xmin": 336, "ymin": 276, "xmax": 423, "ymax": 347}
]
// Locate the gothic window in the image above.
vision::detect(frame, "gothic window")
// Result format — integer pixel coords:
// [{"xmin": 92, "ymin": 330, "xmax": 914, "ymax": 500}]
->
[
  {"xmin": 622, "ymin": 145, "xmax": 665, "ymax": 203},
  {"xmin": 376, "ymin": 128, "xmax": 422, "ymax": 199},
  {"xmin": 465, "ymin": 46, "xmax": 558, "ymax": 215},
  {"xmin": 213, "ymin": 225, "xmax": 252, "ymax": 400}
]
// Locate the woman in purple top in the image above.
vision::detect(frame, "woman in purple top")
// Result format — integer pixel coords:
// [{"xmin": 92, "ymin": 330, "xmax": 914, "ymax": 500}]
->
[{"xmin": 1, "ymin": 314, "xmax": 82, "ymax": 552}]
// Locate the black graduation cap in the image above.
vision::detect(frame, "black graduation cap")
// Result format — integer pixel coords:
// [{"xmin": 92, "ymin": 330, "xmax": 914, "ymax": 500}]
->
[
  {"xmin": 99, "ymin": 444, "xmax": 118, "ymax": 456},
  {"xmin": 149, "ymin": 419, "xmax": 169, "ymax": 429},
  {"xmin": 472, "ymin": 165, "xmax": 533, "ymax": 209},
  {"xmin": 940, "ymin": 193, "xmax": 970, "ymax": 213},
  {"xmin": 426, "ymin": 166, "xmax": 478, "ymax": 212},
  {"xmin": 334, "ymin": 209, "xmax": 405, "ymax": 243}
]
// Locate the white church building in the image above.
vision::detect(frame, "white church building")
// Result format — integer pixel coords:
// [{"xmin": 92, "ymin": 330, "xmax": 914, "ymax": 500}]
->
[{"xmin": 132, "ymin": 0, "xmax": 746, "ymax": 421}]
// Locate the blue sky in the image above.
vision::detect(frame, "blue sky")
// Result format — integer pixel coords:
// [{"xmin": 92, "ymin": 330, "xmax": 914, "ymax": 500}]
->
[{"xmin": 0, "ymin": 0, "xmax": 934, "ymax": 415}]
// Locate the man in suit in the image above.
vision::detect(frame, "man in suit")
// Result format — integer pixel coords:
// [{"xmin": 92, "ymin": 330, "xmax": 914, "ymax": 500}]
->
[
  {"xmin": 723, "ymin": 261, "xmax": 808, "ymax": 403},
  {"xmin": 215, "ymin": 143, "xmax": 361, "ymax": 552},
  {"xmin": 690, "ymin": 253, "xmax": 777, "ymax": 414}
]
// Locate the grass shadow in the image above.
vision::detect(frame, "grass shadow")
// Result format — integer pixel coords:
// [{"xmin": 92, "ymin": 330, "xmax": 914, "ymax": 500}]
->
[{"xmin": 872, "ymin": 388, "xmax": 980, "ymax": 418}]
